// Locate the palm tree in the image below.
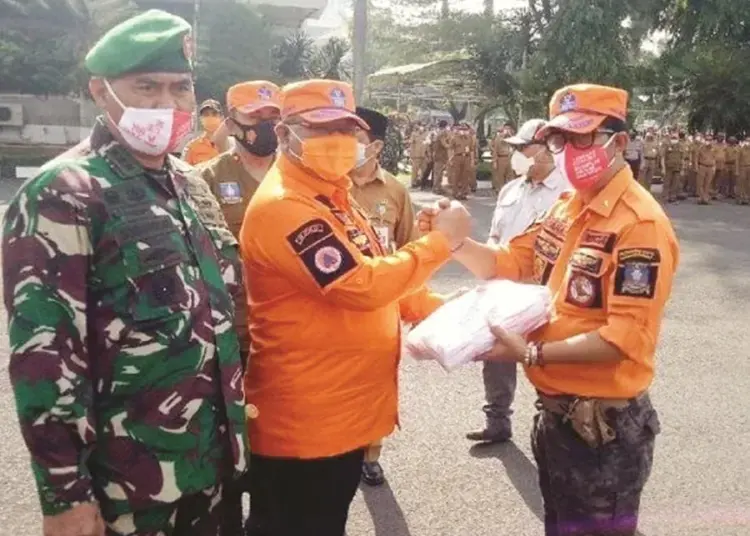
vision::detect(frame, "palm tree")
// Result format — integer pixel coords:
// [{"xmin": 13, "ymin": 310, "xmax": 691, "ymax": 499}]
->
[
  {"xmin": 273, "ymin": 30, "xmax": 314, "ymax": 81},
  {"xmin": 309, "ymin": 38, "xmax": 351, "ymax": 81}
]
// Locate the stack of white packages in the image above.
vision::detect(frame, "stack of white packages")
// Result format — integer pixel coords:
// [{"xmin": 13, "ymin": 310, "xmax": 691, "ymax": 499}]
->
[{"xmin": 405, "ymin": 280, "xmax": 553, "ymax": 371}]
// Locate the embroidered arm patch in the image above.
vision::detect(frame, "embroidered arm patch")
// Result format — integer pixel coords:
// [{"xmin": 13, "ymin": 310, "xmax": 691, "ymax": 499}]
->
[
  {"xmin": 613, "ymin": 247, "xmax": 660, "ymax": 298},
  {"xmin": 286, "ymin": 219, "xmax": 357, "ymax": 288}
]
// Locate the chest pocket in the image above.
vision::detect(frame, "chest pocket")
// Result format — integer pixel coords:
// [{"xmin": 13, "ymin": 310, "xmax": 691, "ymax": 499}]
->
[
  {"xmin": 91, "ymin": 184, "xmax": 193, "ymax": 324},
  {"xmin": 562, "ymin": 248, "xmax": 612, "ymax": 310}
]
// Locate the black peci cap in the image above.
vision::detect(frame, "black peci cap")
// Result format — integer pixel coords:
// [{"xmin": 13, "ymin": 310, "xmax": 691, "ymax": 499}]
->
[{"xmin": 355, "ymin": 107, "xmax": 388, "ymax": 141}]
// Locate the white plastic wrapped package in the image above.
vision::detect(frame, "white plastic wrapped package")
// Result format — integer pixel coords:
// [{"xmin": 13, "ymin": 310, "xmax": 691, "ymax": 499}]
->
[{"xmin": 405, "ymin": 280, "xmax": 553, "ymax": 371}]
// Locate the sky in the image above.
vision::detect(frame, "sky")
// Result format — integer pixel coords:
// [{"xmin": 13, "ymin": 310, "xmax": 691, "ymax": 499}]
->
[
  {"xmin": 303, "ymin": 0, "xmax": 665, "ymax": 53},
  {"xmin": 304, "ymin": 0, "xmax": 527, "ymax": 35}
]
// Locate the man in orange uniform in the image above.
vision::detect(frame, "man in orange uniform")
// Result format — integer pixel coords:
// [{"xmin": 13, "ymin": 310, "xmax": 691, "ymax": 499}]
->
[
  {"xmin": 240, "ymin": 79, "xmax": 471, "ymax": 536},
  {"xmin": 199, "ymin": 81, "xmax": 280, "ymax": 238},
  {"xmin": 181, "ymin": 98, "xmax": 222, "ymax": 164},
  {"xmin": 422, "ymin": 84, "xmax": 679, "ymax": 536}
]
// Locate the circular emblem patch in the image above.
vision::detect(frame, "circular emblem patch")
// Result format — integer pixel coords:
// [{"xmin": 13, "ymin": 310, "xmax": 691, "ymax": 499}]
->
[
  {"xmin": 314, "ymin": 246, "xmax": 343, "ymax": 274},
  {"xmin": 568, "ymin": 273, "xmax": 595, "ymax": 307}
]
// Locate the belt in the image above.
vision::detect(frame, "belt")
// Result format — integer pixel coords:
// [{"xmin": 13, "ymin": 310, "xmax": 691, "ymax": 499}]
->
[
  {"xmin": 699, "ymin": 162, "xmax": 715, "ymax": 167},
  {"xmin": 645, "ymin": 157, "xmax": 656, "ymax": 160},
  {"xmin": 537, "ymin": 392, "xmax": 641, "ymax": 415}
]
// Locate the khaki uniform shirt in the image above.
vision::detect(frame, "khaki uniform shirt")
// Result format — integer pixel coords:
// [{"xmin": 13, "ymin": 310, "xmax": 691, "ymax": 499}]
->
[
  {"xmin": 696, "ymin": 143, "xmax": 716, "ymax": 166},
  {"xmin": 643, "ymin": 139, "xmax": 659, "ymax": 161},
  {"xmin": 713, "ymin": 143, "xmax": 726, "ymax": 168},
  {"xmin": 450, "ymin": 132, "xmax": 474, "ymax": 159},
  {"xmin": 350, "ymin": 166, "xmax": 419, "ymax": 252},
  {"xmin": 198, "ymin": 151, "xmax": 264, "ymax": 239},
  {"xmin": 409, "ymin": 131, "xmax": 429, "ymax": 159},
  {"xmin": 739, "ymin": 145, "xmax": 750, "ymax": 167},
  {"xmin": 434, "ymin": 130, "xmax": 451, "ymax": 162},
  {"xmin": 661, "ymin": 140, "xmax": 683, "ymax": 169},
  {"xmin": 492, "ymin": 134, "xmax": 512, "ymax": 160}
]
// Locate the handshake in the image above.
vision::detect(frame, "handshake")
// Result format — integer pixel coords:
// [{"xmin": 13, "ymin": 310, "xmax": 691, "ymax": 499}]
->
[{"xmin": 416, "ymin": 197, "xmax": 472, "ymax": 250}]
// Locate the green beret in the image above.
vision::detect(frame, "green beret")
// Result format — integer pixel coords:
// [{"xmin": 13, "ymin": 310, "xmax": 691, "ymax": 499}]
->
[{"xmin": 85, "ymin": 9, "xmax": 193, "ymax": 78}]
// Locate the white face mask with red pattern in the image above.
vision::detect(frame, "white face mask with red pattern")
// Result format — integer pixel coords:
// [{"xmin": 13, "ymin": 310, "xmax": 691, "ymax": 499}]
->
[{"xmin": 104, "ymin": 79, "xmax": 193, "ymax": 156}]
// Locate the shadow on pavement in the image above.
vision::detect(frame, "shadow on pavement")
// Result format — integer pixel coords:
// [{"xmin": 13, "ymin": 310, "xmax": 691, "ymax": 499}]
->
[
  {"xmin": 360, "ymin": 480, "xmax": 412, "ymax": 536},
  {"xmin": 469, "ymin": 441, "xmax": 544, "ymax": 521}
]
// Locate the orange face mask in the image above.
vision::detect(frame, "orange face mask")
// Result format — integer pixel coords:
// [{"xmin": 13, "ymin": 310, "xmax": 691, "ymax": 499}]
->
[
  {"xmin": 289, "ymin": 130, "xmax": 358, "ymax": 182},
  {"xmin": 200, "ymin": 116, "xmax": 222, "ymax": 133}
]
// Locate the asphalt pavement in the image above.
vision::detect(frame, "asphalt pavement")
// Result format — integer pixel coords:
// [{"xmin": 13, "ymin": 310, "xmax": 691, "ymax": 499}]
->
[{"xmin": 0, "ymin": 179, "xmax": 749, "ymax": 536}]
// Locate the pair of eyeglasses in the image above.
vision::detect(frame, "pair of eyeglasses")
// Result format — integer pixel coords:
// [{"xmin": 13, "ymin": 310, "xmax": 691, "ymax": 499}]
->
[{"xmin": 544, "ymin": 129, "xmax": 616, "ymax": 154}]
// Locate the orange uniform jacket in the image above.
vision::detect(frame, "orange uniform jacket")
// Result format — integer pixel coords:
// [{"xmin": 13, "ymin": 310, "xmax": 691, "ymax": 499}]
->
[
  {"xmin": 494, "ymin": 167, "xmax": 679, "ymax": 399},
  {"xmin": 240, "ymin": 155, "xmax": 450, "ymax": 459},
  {"xmin": 181, "ymin": 133, "xmax": 220, "ymax": 166}
]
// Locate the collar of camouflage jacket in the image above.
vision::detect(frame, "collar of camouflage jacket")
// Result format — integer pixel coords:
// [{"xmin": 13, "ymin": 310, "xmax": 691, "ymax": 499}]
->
[{"xmin": 90, "ymin": 116, "xmax": 190, "ymax": 198}]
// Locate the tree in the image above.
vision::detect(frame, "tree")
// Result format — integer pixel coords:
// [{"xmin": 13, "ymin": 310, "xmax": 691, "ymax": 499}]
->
[
  {"xmin": 309, "ymin": 38, "xmax": 351, "ymax": 81},
  {"xmin": 0, "ymin": 0, "xmax": 138, "ymax": 94},
  {"xmin": 272, "ymin": 30, "xmax": 314, "ymax": 81},
  {"xmin": 193, "ymin": 0, "xmax": 278, "ymax": 101}
]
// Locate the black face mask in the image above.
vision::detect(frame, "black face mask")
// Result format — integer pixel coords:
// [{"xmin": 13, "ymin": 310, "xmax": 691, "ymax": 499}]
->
[{"xmin": 232, "ymin": 119, "xmax": 278, "ymax": 157}]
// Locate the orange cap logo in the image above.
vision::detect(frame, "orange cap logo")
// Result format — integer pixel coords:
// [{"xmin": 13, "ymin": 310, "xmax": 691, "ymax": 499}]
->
[
  {"xmin": 559, "ymin": 92, "xmax": 577, "ymax": 113},
  {"xmin": 330, "ymin": 88, "xmax": 347, "ymax": 108}
]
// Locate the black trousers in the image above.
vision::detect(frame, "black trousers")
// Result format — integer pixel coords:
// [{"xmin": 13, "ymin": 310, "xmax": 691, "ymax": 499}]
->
[
  {"xmin": 247, "ymin": 448, "xmax": 365, "ymax": 536},
  {"xmin": 626, "ymin": 159, "xmax": 641, "ymax": 180},
  {"xmin": 532, "ymin": 395, "xmax": 660, "ymax": 536}
]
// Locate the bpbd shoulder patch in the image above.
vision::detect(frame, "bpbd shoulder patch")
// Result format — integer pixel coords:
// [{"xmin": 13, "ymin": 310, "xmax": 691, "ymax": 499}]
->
[
  {"xmin": 614, "ymin": 247, "xmax": 660, "ymax": 298},
  {"xmin": 287, "ymin": 218, "xmax": 333, "ymax": 253},
  {"xmin": 286, "ymin": 218, "xmax": 356, "ymax": 288}
]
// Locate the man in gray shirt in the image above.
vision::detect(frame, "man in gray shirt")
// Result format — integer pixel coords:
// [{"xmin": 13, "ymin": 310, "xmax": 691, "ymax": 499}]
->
[{"xmin": 467, "ymin": 119, "xmax": 571, "ymax": 443}]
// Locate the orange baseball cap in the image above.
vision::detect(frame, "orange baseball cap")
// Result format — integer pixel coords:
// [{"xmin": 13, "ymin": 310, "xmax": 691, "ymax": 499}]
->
[
  {"xmin": 226, "ymin": 81, "xmax": 281, "ymax": 114},
  {"xmin": 536, "ymin": 84, "xmax": 629, "ymax": 138},
  {"xmin": 280, "ymin": 79, "xmax": 369, "ymax": 130}
]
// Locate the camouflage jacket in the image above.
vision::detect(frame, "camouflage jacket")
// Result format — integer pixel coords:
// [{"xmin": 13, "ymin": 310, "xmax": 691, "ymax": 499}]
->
[
  {"xmin": 2, "ymin": 119, "xmax": 249, "ymax": 518},
  {"xmin": 380, "ymin": 124, "xmax": 404, "ymax": 175}
]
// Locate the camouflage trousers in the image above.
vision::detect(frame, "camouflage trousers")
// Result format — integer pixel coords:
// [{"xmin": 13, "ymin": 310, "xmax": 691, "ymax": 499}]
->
[
  {"xmin": 531, "ymin": 394, "xmax": 660, "ymax": 536},
  {"xmin": 106, "ymin": 485, "xmax": 222, "ymax": 536}
]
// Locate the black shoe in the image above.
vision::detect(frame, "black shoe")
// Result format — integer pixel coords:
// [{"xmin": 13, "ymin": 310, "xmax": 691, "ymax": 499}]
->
[
  {"xmin": 466, "ymin": 428, "xmax": 512, "ymax": 444},
  {"xmin": 361, "ymin": 461, "xmax": 385, "ymax": 486}
]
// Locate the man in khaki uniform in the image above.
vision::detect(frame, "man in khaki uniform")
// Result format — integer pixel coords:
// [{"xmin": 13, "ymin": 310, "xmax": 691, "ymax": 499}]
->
[
  {"xmin": 196, "ymin": 80, "xmax": 280, "ymax": 536},
  {"xmin": 467, "ymin": 124, "xmax": 479, "ymax": 192},
  {"xmin": 641, "ymin": 129, "xmax": 659, "ymax": 191},
  {"xmin": 660, "ymin": 132, "xmax": 684, "ymax": 203},
  {"xmin": 432, "ymin": 120, "xmax": 451, "ymax": 194},
  {"xmin": 198, "ymin": 81, "xmax": 280, "ymax": 239},
  {"xmin": 695, "ymin": 134, "xmax": 716, "ymax": 205},
  {"xmin": 409, "ymin": 124, "xmax": 429, "ymax": 188},
  {"xmin": 348, "ymin": 107, "xmax": 418, "ymax": 487},
  {"xmin": 712, "ymin": 133, "xmax": 726, "ymax": 199},
  {"xmin": 491, "ymin": 124, "xmax": 514, "ymax": 191},
  {"xmin": 723, "ymin": 137, "xmax": 739, "ymax": 198},
  {"xmin": 682, "ymin": 132, "xmax": 696, "ymax": 197},
  {"xmin": 449, "ymin": 124, "xmax": 475, "ymax": 200},
  {"xmin": 737, "ymin": 138, "xmax": 750, "ymax": 205}
]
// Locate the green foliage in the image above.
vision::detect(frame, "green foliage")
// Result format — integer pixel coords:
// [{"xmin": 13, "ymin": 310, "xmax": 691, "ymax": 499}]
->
[{"xmin": 193, "ymin": 1, "xmax": 278, "ymax": 101}]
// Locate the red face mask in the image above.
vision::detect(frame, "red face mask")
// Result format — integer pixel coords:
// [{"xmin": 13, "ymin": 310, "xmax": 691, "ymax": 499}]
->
[{"xmin": 553, "ymin": 135, "xmax": 616, "ymax": 191}]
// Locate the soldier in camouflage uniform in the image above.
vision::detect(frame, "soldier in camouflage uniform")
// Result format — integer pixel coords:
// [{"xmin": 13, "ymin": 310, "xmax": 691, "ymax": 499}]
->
[
  {"xmin": 379, "ymin": 119, "xmax": 404, "ymax": 175},
  {"xmin": 2, "ymin": 10, "xmax": 248, "ymax": 536}
]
